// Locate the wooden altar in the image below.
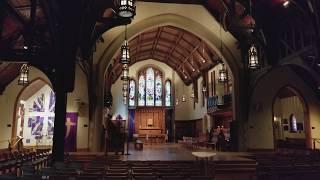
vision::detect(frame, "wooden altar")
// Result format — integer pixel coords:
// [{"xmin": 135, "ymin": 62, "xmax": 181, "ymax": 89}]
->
[{"xmin": 135, "ymin": 107, "xmax": 166, "ymax": 143}]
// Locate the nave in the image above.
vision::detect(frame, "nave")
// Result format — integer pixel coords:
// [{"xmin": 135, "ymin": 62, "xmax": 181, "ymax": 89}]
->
[{"xmin": 2, "ymin": 143, "xmax": 320, "ymax": 180}]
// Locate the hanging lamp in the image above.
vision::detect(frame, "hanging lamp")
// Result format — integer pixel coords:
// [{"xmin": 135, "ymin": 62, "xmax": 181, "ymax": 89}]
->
[
  {"xmin": 121, "ymin": 25, "xmax": 130, "ymax": 65},
  {"xmin": 18, "ymin": 63, "xmax": 29, "ymax": 86},
  {"xmin": 248, "ymin": 44, "xmax": 260, "ymax": 69},
  {"xmin": 218, "ymin": 63, "xmax": 228, "ymax": 83},
  {"xmin": 217, "ymin": 15, "xmax": 228, "ymax": 83},
  {"xmin": 117, "ymin": 0, "xmax": 136, "ymax": 18}
]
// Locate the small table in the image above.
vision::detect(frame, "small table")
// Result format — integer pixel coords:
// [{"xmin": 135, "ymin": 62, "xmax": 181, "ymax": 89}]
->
[{"xmin": 192, "ymin": 152, "xmax": 216, "ymax": 176}]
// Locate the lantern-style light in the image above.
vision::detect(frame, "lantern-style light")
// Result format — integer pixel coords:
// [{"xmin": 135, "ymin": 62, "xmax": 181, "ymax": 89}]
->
[
  {"xmin": 248, "ymin": 44, "xmax": 260, "ymax": 69},
  {"xmin": 18, "ymin": 64, "xmax": 29, "ymax": 86},
  {"xmin": 202, "ymin": 86, "xmax": 207, "ymax": 92},
  {"xmin": 218, "ymin": 63, "xmax": 228, "ymax": 83},
  {"xmin": 121, "ymin": 40, "xmax": 130, "ymax": 64},
  {"xmin": 123, "ymin": 96, "xmax": 128, "ymax": 105},
  {"xmin": 117, "ymin": 0, "xmax": 136, "ymax": 18},
  {"xmin": 190, "ymin": 89, "xmax": 195, "ymax": 98},
  {"xmin": 181, "ymin": 95, "xmax": 186, "ymax": 102},
  {"xmin": 123, "ymin": 80, "xmax": 128, "ymax": 104},
  {"xmin": 121, "ymin": 64, "xmax": 129, "ymax": 81}
]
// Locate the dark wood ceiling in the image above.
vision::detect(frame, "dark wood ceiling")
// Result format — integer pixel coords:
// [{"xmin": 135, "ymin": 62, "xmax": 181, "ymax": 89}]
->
[
  {"xmin": 110, "ymin": 25, "xmax": 220, "ymax": 85},
  {"xmin": 0, "ymin": 63, "xmax": 22, "ymax": 94}
]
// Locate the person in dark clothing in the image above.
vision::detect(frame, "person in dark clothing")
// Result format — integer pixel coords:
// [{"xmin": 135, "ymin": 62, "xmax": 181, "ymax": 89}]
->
[
  {"xmin": 208, "ymin": 127, "xmax": 214, "ymax": 143},
  {"xmin": 217, "ymin": 130, "xmax": 225, "ymax": 151}
]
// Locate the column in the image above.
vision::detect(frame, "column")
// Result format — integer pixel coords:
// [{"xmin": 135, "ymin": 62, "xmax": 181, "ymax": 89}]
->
[{"xmin": 52, "ymin": 74, "xmax": 67, "ymax": 163}]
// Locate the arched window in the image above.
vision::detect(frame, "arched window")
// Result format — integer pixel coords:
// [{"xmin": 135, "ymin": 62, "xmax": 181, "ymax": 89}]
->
[
  {"xmin": 165, "ymin": 80, "xmax": 171, "ymax": 107},
  {"xmin": 146, "ymin": 67, "xmax": 155, "ymax": 106},
  {"xmin": 136, "ymin": 66, "xmax": 171, "ymax": 107},
  {"xmin": 155, "ymin": 72, "xmax": 162, "ymax": 106},
  {"xmin": 129, "ymin": 79, "xmax": 135, "ymax": 106},
  {"xmin": 138, "ymin": 74, "xmax": 145, "ymax": 106}
]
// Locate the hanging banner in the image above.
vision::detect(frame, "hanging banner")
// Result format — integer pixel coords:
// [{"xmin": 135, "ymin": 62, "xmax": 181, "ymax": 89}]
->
[{"xmin": 64, "ymin": 112, "xmax": 78, "ymax": 152}]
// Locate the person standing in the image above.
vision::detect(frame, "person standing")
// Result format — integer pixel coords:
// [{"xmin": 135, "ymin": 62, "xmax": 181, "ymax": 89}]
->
[{"xmin": 217, "ymin": 129, "xmax": 225, "ymax": 151}]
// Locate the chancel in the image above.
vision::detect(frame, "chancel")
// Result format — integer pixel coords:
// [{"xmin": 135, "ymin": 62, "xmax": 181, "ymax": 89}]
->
[{"xmin": 0, "ymin": 0, "xmax": 320, "ymax": 180}]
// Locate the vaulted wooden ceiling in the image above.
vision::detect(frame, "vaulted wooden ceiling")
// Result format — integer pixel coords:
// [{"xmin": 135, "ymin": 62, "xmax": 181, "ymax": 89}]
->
[
  {"xmin": 0, "ymin": 0, "xmax": 50, "ymax": 94},
  {"xmin": 109, "ymin": 25, "xmax": 220, "ymax": 85}
]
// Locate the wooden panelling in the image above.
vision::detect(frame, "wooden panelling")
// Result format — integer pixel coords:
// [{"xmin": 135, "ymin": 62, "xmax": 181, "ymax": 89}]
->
[{"xmin": 135, "ymin": 107, "xmax": 165, "ymax": 135}]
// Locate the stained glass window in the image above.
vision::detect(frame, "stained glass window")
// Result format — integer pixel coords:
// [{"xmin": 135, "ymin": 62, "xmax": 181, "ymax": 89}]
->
[
  {"xmin": 155, "ymin": 73, "xmax": 162, "ymax": 106},
  {"xmin": 146, "ymin": 67, "xmax": 155, "ymax": 106},
  {"xmin": 165, "ymin": 80, "xmax": 171, "ymax": 106},
  {"xmin": 17, "ymin": 85, "xmax": 55, "ymax": 146},
  {"xmin": 138, "ymin": 75, "xmax": 145, "ymax": 106},
  {"xmin": 129, "ymin": 80, "xmax": 135, "ymax": 106}
]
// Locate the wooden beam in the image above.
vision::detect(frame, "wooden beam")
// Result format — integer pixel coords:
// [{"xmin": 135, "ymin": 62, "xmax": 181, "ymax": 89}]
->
[
  {"xmin": 165, "ymin": 31, "xmax": 184, "ymax": 62},
  {"xmin": 4, "ymin": 1, "xmax": 29, "ymax": 26},
  {"xmin": 150, "ymin": 27, "xmax": 162, "ymax": 58}
]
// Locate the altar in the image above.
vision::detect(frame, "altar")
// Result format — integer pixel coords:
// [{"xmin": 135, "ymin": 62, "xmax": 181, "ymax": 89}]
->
[{"xmin": 134, "ymin": 107, "xmax": 166, "ymax": 143}]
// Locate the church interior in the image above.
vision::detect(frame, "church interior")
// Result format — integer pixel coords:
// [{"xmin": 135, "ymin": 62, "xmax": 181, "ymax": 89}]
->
[{"xmin": 0, "ymin": 0, "xmax": 320, "ymax": 179}]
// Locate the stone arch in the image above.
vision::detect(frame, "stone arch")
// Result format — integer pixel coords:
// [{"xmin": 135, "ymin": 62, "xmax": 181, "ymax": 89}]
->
[
  {"xmin": 272, "ymin": 85, "xmax": 311, "ymax": 149},
  {"xmin": 92, "ymin": 11, "xmax": 242, "ymax": 151},
  {"xmin": 247, "ymin": 66, "xmax": 320, "ymax": 150},
  {"xmin": 12, "ymin": 77, "xmax": 53, "ymax": 140}
]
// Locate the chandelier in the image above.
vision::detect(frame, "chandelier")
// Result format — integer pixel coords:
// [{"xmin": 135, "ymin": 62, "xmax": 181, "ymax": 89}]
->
[
  {"xmin": 18, "ymin": 63, "xmax": 29, "ymax": 86},
  {"xmin": 248, "ymin": 44, "xmax": 260, "ymax": 69},
  {"xmin": 117, "ymin": 0, "xmax": 136, "ymax": 18},
  {"xmin": 218, "ymin": 63, "xmax": 228, "ymax": 83}
]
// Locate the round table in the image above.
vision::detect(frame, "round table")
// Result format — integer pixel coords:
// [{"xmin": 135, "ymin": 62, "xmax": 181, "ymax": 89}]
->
[{"xmin": 192, "ymin": 152, "xmax": 216, "ymax": 176}]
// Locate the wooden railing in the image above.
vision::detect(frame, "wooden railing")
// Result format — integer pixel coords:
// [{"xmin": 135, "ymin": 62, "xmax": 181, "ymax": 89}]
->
[{"xmin": 0, "ymin": 136, "xmax": 24, "ymax": 152}]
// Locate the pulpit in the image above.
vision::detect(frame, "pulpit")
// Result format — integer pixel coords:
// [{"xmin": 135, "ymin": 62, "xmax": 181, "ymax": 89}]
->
[{"xmin": 135, "ymin": 107, "xmax": 166, "ymax": 143}]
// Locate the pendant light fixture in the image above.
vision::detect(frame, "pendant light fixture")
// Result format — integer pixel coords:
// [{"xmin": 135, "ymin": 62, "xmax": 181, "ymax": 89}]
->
[
  {"xmin": 123, "ymin": 80, "xmax": 128, "ymax": 104},
  {"xmin": 218, "ymin": 63, "xmax": 228, "ymax": 83},
  {"xmin": 18, "ymin": 63, "xmax": 29, "ymax": 86},
  {"xmin": 190, "ymin": 85, "xmax": 195, "ymax": 98},
  {"xmin": 121, "ymin": 64, "xmax": 129, "ymax": 81},
  {"xmin": 247, "ymin": 0, "xmax": 260, "ymax": 69},
  {"xmin": 121, "ymin": 25, "xmax": 130, "ymax": 65},
  {"xmin": 121, "ymin": 25, "xmax": 130, "ymax": 102},
  {"xmin": 217, "ymin": 15, "xmax": 228, "ymax": 83},
  {"xmin": 117, "ymin": 0, "xmax": 136, "ymax": 18},
  {"xmin": 182, "ymin": 83, "xmax": 186, "ymax": 102},
  {"xmin": 248, "ymin": 44, "xmax": 260, "ymax": 69}
]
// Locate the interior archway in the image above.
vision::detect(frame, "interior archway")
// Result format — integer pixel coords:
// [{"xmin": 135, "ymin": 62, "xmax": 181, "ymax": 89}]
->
[
  {"xmin": 13, "ymin": 77, "xmax": 55, "ymax": 149},
  {"xmin": 92, "ymin": 3, "xmax": 242, "ymax": 151},
  {"xmin": 272, "ymin": 86, "xmax": 310, "ymax": 150}
]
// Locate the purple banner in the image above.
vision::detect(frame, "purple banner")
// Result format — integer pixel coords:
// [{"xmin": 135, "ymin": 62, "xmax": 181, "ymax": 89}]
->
[{"xmin": 64, "ymin": 112, "xmax": 78, "ymax": 152}]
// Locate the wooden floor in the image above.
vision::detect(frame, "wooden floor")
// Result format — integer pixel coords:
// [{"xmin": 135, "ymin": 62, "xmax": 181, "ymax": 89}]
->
[{"xmin": 70, "ymin": 143, "xmax": 254, "ymax": 162}]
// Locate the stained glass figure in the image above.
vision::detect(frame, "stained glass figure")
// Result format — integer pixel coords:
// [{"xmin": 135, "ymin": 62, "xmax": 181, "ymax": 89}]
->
[
  {"xmin": 138, "ymin": 74, "xmax": 145, "ymax": 106},
  {"xmin": 155, "ymin": 73, "xmax": 162, "ymax": 106},
  {"xmin": 146, "ymin": 67, "xmax": 155, "ymax": 106}
]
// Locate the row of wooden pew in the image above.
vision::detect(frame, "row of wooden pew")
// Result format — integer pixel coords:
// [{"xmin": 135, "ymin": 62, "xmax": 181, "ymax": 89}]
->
[
  {"xmin": 0, "ymin": 149, "xmax": 51, "ymax": 177},
  {"xmin": 254, "ymin": 149, "xmax": 320, "ymax": 180}
]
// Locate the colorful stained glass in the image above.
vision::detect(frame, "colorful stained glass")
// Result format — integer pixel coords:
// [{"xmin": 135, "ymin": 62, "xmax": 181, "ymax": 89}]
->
[
  {"xmin": 129, "ymin": 80, "xmax": 135, "ymax": 106},
  {"xmin": 18, "ymin": 85, "xmax": 55, "ymax": 146},
  {"xmin": 146, "ymin": 67, "xmax": 155, "ymax": 106},
  {"xmin": 138, "ymin": 75, "xmax": 145, "ymax": 106},
  {"xmin": 165, "ymin": 80, "xmax": 171, "ymax": 106},
  {"xmin": 155, "ymin": 74, "xmax": 162, "ymax": 106}
]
